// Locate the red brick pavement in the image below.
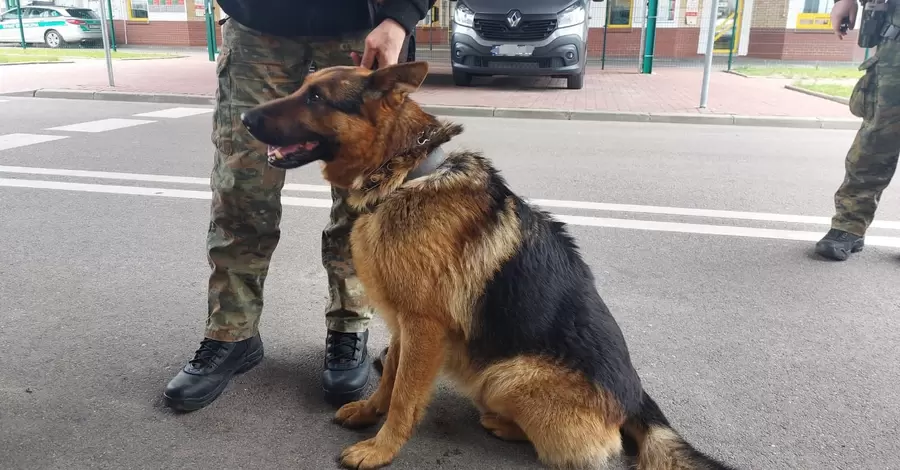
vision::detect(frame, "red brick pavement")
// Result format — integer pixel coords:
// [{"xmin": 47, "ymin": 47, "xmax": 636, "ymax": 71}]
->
[{"xmin": 0, "ymin": 55, "xmax": 853, "ymax": 118}]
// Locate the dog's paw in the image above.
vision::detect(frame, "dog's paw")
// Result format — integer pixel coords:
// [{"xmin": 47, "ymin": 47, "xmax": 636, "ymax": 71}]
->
[
  {"xmin": 334, "ymin": 400, "xmax": 380, "ymax": 429},
  {"xmin": 479, "ymin": 413, "xmax": 529, "ymax": 442},
  {"xmin": 339, "ymin": 438, "xmax": 396, "ymax": 470}
]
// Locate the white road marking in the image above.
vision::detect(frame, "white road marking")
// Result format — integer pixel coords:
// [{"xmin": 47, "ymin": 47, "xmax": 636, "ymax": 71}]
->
[
  {"xmin": 0, "ymin": 134, "xmax": 68, "ymax": 151},
  {"xmin": 0, "ymin": 178, "xmax": 332, "ymax": 207},
  {"xmin": 0, "ymin": 165, "xmax": 899, "ymax": 230},
  {"xmin": 133, "ymin": 107, "xmax": 214, "ymax": 118},
  {"xmin": 2, "ymin": 177, "xmax": 900, "ymax": 248},
  {"xmin": 0, "ymin": 165, "xmax": 330, "ymax": 193},
  {"xmin": 46, "ymin": 118, "xmax": 156, "ymax": 133}
]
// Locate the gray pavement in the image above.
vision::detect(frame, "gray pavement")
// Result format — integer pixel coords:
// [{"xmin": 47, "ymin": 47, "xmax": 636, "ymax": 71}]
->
[{"xmin": 1, "ymin": 96, "xmax": 899, "ymax": 470}]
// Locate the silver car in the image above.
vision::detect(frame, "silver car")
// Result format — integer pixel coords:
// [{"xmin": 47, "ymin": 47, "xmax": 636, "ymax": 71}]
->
[
  {"xmin": 450, "ymin": 0, "xmax": 599, "ymax": 90},
  {"xmin": 0, "ymin": 4, "xmax": 103, "ymax": 48}
]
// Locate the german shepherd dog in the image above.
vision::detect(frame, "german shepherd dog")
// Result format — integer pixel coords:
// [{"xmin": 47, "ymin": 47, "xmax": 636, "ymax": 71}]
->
[{"xmin": 240, "ymin": 61, "xmax": 737, "ymax": 470}]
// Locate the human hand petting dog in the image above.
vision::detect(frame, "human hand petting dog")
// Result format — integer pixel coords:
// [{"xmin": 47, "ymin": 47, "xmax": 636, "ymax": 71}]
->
[{"xmin": 352, "ymin": 18, "xmax": 407, "ymax": 69}]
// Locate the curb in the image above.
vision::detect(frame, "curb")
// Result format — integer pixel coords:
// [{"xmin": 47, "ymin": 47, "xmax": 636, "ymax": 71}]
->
[
  {"xmin": 3, "ymin": 88, "xmax": 863, "ymax": 130},
  {"xmin": 0, "ymin": 60, "xmax": 75, "ymax": 66},
  {"xmin": 4, "ymin": 88, "xmax": 215, "ymax": 106},
  {"xmin": 420, "ymin": 104, "xmax": 862, "ymax": 130},
  {"xmin": 784, "ymin": 84, "xmax": 850, "ymax": 106}
]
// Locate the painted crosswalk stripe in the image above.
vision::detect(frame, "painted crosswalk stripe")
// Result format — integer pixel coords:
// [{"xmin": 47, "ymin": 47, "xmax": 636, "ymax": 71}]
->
[
  {"xmin": 3, "ymin": 177, "xmax": 900, "ymax": 248},
  {"xmin": 0, "ymin": 133, "xmax": 68, "ymax": 151},
  {"xmin": 133, "ymin": 107, "xmax": 214, "ymax": 118},
  {"xmin": 46, "ymin": 118, "xmax": 156, "ymax": 133}
]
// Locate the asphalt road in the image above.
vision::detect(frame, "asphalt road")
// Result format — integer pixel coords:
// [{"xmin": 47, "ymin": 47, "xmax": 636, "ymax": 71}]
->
[{"xmin": 1, "ymin": 96, "xmax": 899, "ymax": 470}]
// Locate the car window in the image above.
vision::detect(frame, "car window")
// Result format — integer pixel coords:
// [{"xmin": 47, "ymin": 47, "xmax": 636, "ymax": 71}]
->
[
  {"xmin": 66, "ymin": 8, "xmax": 100, "ymax": 19},
  {"xmin": 0, "ymin": 9, "xmax": 15, "ymax": 21}
]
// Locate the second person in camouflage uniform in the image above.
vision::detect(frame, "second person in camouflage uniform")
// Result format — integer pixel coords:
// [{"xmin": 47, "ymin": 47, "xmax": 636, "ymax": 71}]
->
[
  {"xmin": 162, "ymin": 0, "xmax": 431, "ymax": 412},
  {"xmin": 816, "ymin": 0, "xmax": 900, "ymax": 261}
]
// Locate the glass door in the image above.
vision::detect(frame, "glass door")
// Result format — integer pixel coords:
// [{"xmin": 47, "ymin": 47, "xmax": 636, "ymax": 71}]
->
[{"xmin": 712, "ymin": 0, "xmax": 742, "ymax": 54}]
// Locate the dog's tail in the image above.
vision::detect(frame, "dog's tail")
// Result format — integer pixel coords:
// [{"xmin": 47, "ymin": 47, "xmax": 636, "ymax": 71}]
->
[{"xmin": 621, "ymin": 390, "xmax": 736, "ymax": 470}]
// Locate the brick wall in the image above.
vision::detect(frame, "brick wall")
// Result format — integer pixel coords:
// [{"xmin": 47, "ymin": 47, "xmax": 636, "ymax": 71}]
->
[
  {"xmin": 586, "ymin": 28, "xmax": 701, "ymax": 58},
  {"xmin": 746, "ymin": 28, "xmax": 859, "ymax": 61},
  {"xmin": 112, "ymin": 20, "xmax": 223, "ymax": 47},
  {"xmin": 415, "ymin": 27, "xmax": 448, "ymax": 45},
  {"xmin": 751, "ymin": 0, "xmax": 789, "ymax": 28}
]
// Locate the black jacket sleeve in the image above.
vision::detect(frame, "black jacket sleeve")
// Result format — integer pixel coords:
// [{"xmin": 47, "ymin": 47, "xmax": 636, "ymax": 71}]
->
[{"xmin": 377, "ymin": 0, "xmax": 435, "ymax": 35}]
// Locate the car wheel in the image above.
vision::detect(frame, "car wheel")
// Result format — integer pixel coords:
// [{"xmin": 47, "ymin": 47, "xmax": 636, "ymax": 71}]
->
[
  {"xmin": 44, "ymin": 30, "xmax": 64, "ymax": 49},
  {"xmin": 452, "ymin": 69, "xmax": 472, "ymax": 87},
  {"xmin": 567, "ymin": 68, "xmax": 585, "ymax": 90}
]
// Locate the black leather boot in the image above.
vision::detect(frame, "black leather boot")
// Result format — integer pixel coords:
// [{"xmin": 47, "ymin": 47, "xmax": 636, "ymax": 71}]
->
[
  {"xmin": 163, "ymin": 333, "xmax": 264, "ymax": 412},
  {"xmin": 322, "ymin": 329, "xmax": 370, "ymax": 406},
  {"xmin": 815, "ymin": 228, "xmax": 864, "ymax": 261}
]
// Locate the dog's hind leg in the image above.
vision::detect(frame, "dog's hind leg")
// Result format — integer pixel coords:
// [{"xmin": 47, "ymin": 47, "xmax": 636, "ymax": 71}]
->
[{"xmin": 476, "ymin": 356, "xmax": 627, "ymax": 470}]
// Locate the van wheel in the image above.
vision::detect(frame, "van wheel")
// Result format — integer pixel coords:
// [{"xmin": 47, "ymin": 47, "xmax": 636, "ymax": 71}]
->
[
  {"xmin": 44, "ymin": 30, "xmax": 64, "ymax": 49},
  {"xmin": 453, "ymin": 69, "xmax": 472, "ymax": 87},
  {"xmin": 567, "ymin": 69, "xmax": 585, "ymax": 90}
]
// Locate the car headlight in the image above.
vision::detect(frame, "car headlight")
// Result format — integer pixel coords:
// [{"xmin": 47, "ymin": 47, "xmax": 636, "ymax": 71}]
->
[
  {"xmin": 454, "ymin": 2, "xmax": 475, "ymax": 28},
  {"xmin": 557, "ymin": 3, "xmax": 586, "ymax": 28}
]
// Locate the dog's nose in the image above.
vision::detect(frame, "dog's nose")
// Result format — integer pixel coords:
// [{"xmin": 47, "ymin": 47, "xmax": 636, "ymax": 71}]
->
[{"xmin": 241, "ymin": 110, "xmax": 263, "ymax": 133}]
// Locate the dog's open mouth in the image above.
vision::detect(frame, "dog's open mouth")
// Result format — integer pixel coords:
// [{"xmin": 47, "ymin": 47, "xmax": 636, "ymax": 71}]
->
[{"xmin": 266, "ymin": 141, "xmax": 320, "ymax": 170}]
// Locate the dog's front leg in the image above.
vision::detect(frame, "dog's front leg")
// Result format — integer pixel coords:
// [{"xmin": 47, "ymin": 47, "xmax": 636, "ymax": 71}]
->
[
  {"xmin": 334, "ymin": 336, "xmax": 401, "ymax": 428},
  {"xmin": 339, "ymin": 316, "xmax": 446, "ymax": 470}
]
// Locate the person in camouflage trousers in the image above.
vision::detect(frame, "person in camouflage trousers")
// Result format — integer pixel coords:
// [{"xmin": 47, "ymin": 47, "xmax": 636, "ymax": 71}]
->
[
  {"xmin": 816, "ymin": 0, "xmax": 900, "ymax": 261},
  {"xmin": 163, "ymin": 0, "xmax": 431, "ymax": 412}
]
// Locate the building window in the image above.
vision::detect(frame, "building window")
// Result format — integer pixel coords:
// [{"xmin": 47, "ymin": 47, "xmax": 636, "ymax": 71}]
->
[
  {"xmin": 803, "ymin": 0, "xmax": 832, "ymax": 13},
  {"xmin": 796, "ymin": 0, "xmax": 832, "ymax": 29},
  {"xmin": 608, "ymin": 0, "xmax": 633, "ymax": 26},
  {"xmin": 127, "ymin": 0, "xmax": 149, "ymax": 21},
  {"xmin": 659, "ymin": 0, "xmax": 677, "ymax": 22}
]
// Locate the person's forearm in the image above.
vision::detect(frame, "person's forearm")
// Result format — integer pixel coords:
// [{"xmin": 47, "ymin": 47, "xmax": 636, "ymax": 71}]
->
[{"xmin": 377, "ymin": 0, "xmax": 433, "ymax": 35}]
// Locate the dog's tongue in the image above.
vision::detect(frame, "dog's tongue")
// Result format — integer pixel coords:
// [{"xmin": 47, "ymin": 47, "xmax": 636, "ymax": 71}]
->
[{"xmin": 267, "ymin": 141, "xmax": 319, "ymax": 159}]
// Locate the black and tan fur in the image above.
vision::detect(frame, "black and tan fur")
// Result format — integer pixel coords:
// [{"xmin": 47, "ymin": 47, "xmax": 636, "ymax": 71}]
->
[{"xmin": 240, "ymin": 61, "xmax": 738, "ymax": 470}]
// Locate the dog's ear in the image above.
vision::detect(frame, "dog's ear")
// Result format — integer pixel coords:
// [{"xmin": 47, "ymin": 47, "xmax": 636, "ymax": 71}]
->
[{"xmin": 366, "ymin": 61, "xmax": 429, "ymax": 97}]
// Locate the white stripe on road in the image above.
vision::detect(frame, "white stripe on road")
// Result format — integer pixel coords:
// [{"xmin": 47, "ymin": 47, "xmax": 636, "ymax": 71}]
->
[
  {"xmin": 46, "ymin": 118, "xmax": 156, "ymax": 133},
  {"xmin": 0, "ymin": 165, "xmax": 331, "ymax": 193},
  {"xmin": 532, "ymin": 199, "xmax": 900, "ymax": 230},
  {"xmin": 0, "ymin": 134, "xmax": 68, "ymax": 151},
  {"xmin": 0, "ymin": 178, "xmax": 333, "ymax": 207},
  {"xmin": 133, "ymin": 107, "xmax": 214, "ymax": 118},
  {"xmin": 2, "ymin": 177, "xmax": 900, "ymax": 248},
  {"xmin": 0, "ymin": 165, "xmax": 898, "ymax": 230}
]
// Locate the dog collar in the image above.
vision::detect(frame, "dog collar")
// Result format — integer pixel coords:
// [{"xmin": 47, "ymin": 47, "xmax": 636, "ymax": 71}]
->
[
  {"xmin": 405, "ymin": 146, "xmax": 446, "ymax": 182},
  {"xmin": 404, "ymin": 131, "xmax": 447, "ymax": 182}
]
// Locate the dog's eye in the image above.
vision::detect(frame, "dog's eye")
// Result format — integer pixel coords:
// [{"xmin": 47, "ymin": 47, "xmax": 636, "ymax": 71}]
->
[{"xmin": 307, "ymin": 92, "xmax": 322, "ymax": 105}]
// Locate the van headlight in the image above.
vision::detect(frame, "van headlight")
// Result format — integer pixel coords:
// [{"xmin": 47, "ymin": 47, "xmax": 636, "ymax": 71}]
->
[
  {"xmin": 454, "ymin": 2, "xmax": 475, "ymax": 28},
  {"xmin": 557, "ymin": 3, "xmax": 586, "ymax": 28}
]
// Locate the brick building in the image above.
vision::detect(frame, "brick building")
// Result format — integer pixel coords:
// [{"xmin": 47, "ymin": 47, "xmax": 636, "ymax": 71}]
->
[{"xmin": 5, "ymin": 0, "xmax": 864, "ymax": 62}]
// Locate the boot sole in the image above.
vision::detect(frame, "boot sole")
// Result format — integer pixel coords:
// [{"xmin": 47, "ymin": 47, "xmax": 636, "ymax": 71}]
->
[
  {"xmin": 815, "ymin": 240, "xmax": 865, "ymax": 261},
  {"xmin": 163, "ymin": 349, "xmax": 265, "ymax": 412}
]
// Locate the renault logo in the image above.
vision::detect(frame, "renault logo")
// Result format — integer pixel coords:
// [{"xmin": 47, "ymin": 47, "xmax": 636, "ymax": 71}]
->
[{"xmin": 507, "ymin": 10, "xmax": 522, "ymax": 28}]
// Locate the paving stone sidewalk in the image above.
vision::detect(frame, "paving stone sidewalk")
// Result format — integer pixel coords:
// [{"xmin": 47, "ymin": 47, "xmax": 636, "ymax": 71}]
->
[{"xmin": 0, "ymin": 54, "xmax": 854, "ymax": 118}]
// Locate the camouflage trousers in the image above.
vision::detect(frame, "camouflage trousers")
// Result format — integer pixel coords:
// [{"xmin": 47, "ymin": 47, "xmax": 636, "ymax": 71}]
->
[
  {"xmin": 831, "ymin": 38, "xmax": 900, "ymax": 237},
  {"xmin": 205, "ymin": 18, "xmax": 375, "ymax": 342}
]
